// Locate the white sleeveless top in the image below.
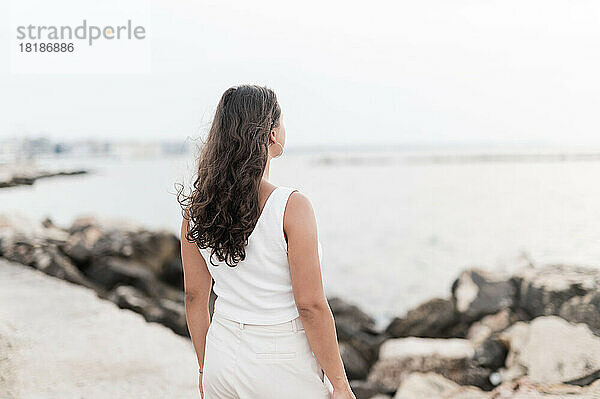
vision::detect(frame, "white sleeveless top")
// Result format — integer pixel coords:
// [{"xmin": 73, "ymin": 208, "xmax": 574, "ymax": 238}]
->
[{"xmin": 197, "ymin": 186, "xmax": 323, "ymax": 325}]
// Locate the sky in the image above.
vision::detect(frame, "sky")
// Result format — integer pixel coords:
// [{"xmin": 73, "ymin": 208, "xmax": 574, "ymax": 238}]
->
[{"xmin": 1, "ymin": 0, "xmax": 600, "ymax": 148}]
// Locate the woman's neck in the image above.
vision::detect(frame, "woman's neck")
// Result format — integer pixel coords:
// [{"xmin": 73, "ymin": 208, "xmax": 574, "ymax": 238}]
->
[{"xmin": 262, "ymin": 158, "xmax": 271, "ymax": 180}]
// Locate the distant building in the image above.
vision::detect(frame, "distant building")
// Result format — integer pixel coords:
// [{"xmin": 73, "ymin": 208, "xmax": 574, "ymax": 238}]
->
[{"xmin": 0, "ymin": 136, "xmax": 192, "ymax": 165}]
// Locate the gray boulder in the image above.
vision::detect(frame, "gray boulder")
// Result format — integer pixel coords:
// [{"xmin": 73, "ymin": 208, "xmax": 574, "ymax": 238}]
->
[
  {"xmin": 63, "ymin": 225, "xmax": 104, "ymax": 265},
  {"xmin": 332, "ymin": 298, "xmax": 385, "ymax": 367},
  {"xmin": 467, "ymin": 309, "xmax": 518, "ymax": 345},
  {"xmin": 452, "ymin": 269, "xmax": 516, "ymax": 322},
  {"xmin": 349, "ymin": 380, "xmax": 392, "ymax": 399},
  {"xmin": 108, "ymin": 285, "xmax": 187, "ymax": 336},
  {"xmin": 340, "ymin": 342, "xmax": 370, "ymax": 380},
  {"xmin": 157, "ymin": 297, "xmax": 187, "ymax": 336},
  {"xmin": 86, "ymin": 256, "xmax": 184, "ymax": 303},
  {"xmin": 513, "ymin": 265, "xmax": 600, "ymax": 319},
  {"xmin": 385, "ymin": 298, "xmax": 463, "ymax": 338},
  {"xmin": 368, "ymin": 337, "xmax": 492, "ymax": 391},
  {"xmin": 67, "ymin": 216, "xmax": 180, "ymax": 275},
  {"xmin": 329, "ymin": 297, "xmax": 377, "ymax": 332},
  {"xmin": 29, "ymin": 244, "xmax": 95, "ymax": 288},
  {"xmin": 108, "ymin": 285, "xmax": 164, "ymax": 319},
  {"xmin": 559, "ymin": 291, "xmax": 600, "ymax": 336},
  {"xmin": 335, "ymin": 320, "xmax": 387, "ymax": 368},
  {"xmin": 0, "ymin": 232, "xmax": 96, "ymax": 290},
  {"xmin": 472, "ymin": 336, "xmax": 507, "ymax": 370},
  {"xmin": 85, "ymin": 256, "xmax": 156, "ymax": 291}
]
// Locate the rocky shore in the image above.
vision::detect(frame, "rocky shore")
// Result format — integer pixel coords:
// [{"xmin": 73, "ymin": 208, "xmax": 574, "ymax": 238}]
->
[
  {"xmin": 0, "ymin": 167, "xmax": 87, "ymax": 188},
  {"xmin": 2, "ymin": 214, "xmax": 600, "ymax": 398}
]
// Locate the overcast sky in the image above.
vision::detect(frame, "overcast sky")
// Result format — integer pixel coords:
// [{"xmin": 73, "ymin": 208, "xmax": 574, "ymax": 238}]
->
[{"xmin": 1, "ymin": 0, "xmax": 600, "ymax": 148}]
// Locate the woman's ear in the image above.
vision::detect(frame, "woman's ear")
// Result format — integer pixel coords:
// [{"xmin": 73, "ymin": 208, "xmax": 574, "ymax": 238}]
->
[{"xmin": 270, "ymin": 129, "xmax": 278, "ymax": 144}]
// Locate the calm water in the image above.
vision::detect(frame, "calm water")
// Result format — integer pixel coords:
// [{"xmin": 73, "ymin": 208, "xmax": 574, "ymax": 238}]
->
[{"xmin": 2, "ymin": 150, "xmax": 600, "ymax": 327}]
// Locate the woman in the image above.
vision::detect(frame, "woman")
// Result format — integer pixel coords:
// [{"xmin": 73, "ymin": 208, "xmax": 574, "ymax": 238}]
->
[{"xmin": 178, "ymin": 85, "xmax": 356, "ymax": 399}]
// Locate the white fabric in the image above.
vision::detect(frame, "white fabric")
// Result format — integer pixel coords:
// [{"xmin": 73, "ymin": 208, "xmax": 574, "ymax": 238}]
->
[
  {"xmin": 198, "ymin": 186, "xmax": 323, "ymax": 325},
  {"xmin": 203, "ymin": 311, "xmax": 333, "ymax": 398}
]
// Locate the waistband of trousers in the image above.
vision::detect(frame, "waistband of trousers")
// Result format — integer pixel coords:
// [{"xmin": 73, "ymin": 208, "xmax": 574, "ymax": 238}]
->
[{"xmin": 212, "ymin": 311, "xmax": 304, "ymax": 332}]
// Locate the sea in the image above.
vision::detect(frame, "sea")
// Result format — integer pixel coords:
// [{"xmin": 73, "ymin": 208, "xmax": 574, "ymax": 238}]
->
[{"xmin": 2, "ymin": 147, "xmax": 600, "ymax": 328}]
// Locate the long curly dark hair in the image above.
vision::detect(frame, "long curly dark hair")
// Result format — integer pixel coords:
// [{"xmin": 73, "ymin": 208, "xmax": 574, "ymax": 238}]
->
[{"xmin": 177, "ymin": 85, "xmax": 281, "ymax": 267}]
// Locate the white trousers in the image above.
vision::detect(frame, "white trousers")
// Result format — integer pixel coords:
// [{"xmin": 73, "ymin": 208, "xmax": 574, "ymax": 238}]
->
[{"xmin": 203, "ymin": 311, "xmax": 333, "ymax": 399}]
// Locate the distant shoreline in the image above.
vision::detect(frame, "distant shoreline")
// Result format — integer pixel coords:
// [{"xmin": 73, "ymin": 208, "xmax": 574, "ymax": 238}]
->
[
  {"xmin": 5, "ymin": 134, "xmax": 600, "ymax": 164},
  {"xmin": 0, "ymin": 168, "xmax": 87, "ymax": 188},
  {"xmin": 314, "ymin": 151, "xmax": 600, "ymax": 165}
]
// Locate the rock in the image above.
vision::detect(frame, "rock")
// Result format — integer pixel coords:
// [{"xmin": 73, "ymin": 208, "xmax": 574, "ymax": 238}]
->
[
  {"xmin": 335, "ymin": 316, "xmax": 386, "ymax": 366},
  {"xmin": 145, "ymin": 277, "xmax": 185, "ymax": 303},
  {"xmin": 467, "ymin": 309, "xmax": 530, "ymax": 345},
  {"xmin": 328, "ymin": 298, "xmax": 387, "ymax": 368},
  {"xmin": 83, "ymin": 256, "xmax": 183, "ymax": 303},
  {"xmin": 108, "ymin": 285, "xmax": 164, "ymax": 320},
  {"xmin": 467, "ymin": 309, "xmax": 513, "ymax": 345},
  {"xmin": 330, "ymin": 297, "xmax": 377, "ymax": 332},
  {"xmin": 395, "ymin": 373, "xmax": 461, "ymax": 398},
  {"xmin": 68, "ymin": 215, "xmax": 140, "ymax": 234},
  {"xmin": 472, "ymin": 336, "xmax": 507, "ymax": 370},
  {"xmin": 385, "ymin": 298, "xmax": 463, "ymax": 338},
  {"xmin": 30, "ymin": 244, "xmax": 95, "ymax": 288},
  {"xmin": 0, "ymin": 231, "xmax": 98, "ymax": 291},
  {"xmin": 392, "ymin": 372, "xmax": 489, "ymax": 399},
  {"xmin": 349, "ymin": 380, "xmax": 392, "ymax": 399},
  {"xmin": 0, "ymin": 212, "xmax": 50, "ymax": 239},
  {"xmin": 85, "ymin": 256, "xmax": 184, "ymax": 304},
  {"xmin": 85, "ymin": 256, "xmax": 156, "ymax": 291},
  {"xmin": 498, "ymin": 316, "xmax": 600, "ymax": 385},
  {"xmin": 159, "ymin": 257, "xmax": 184, "ymax": 290},
  {"xmin": 39, "ymin": 217, "xmax": 70, "ymax": 240},
  {"xmin": 1, "ymin": 214, "xmax": 189, "ymax": 337},
  {"xmin": 368, "ymin": 337, "xmax": 492, "ymax": 391},
  {"xmin": 129, "ymin": 230, "xmax": 180, "ymax": 275},
  {"xmin": 378, "ymin": 337, "xmax": 475, "ymax": 360},
  {"xmin": 63, "ymin": 226, "xmax": 104, "ymax": 266},
  {"xmin": 514, "ymin": 265, "xmax": 600, "ymax": 319},
  {"xmin": 157, "ymin": 297, "xmax": 188, "ymax": 336},
  {"xmin": 439, "ymin": 363, "xmax": 492, "ymax": 391},
  {"xmin": 452, "ymin": 269, "xmax": 516, "ymax": 322},
  {"xmin": 559, "ymin": 291, "xmax": 600, "ymax": 336},
  {"xmin": 489, "ymin": 375, "xmax": 600, "ymax": 398},
  {"xmin": 340, "ymin": 342, "xmax": 370, "ymax": 380},
  {"xmin": 90, "ymin": 228, "xmax": 136, "ymax": 259},
  {"xmin": 67, "ymin": 216, "xmax": 180, "ymax": 276},
  {"xmin": 108, "ymin": 285, "xmax": 187, "ymax": 335}
]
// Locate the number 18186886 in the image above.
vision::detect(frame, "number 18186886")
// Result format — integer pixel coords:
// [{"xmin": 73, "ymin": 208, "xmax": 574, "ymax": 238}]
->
[{"xmin": 19, "ymin": 43, "xmax": 74, "ymax": 52}]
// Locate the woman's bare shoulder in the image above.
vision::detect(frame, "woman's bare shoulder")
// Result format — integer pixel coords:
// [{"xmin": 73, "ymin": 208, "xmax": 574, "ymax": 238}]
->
[{"xmin": 284, "ymin": 191, "xmax": 317, "ymax": 233}]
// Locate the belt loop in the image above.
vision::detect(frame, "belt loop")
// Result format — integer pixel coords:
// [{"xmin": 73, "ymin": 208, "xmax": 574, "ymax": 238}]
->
[
  {"xmin": 239, "ymin": 321, "xmax": 244, "ymax": 329},
  {"xmin": 292, "ymin": 318, "xmax": 298, "ymax": 332}
]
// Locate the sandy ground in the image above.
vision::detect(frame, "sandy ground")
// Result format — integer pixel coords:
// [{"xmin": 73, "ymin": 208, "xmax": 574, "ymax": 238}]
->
[{"xmin": 0, "ymin": 259, "xmax": 199, "ymax": 399}]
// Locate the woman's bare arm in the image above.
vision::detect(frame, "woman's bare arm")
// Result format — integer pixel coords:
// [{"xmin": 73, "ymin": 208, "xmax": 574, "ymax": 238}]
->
[
  {"xmin": 285, "ymin": 192, "xmax": 354, "ymax": 397},
  {"xmin": 180, "ymin": 216, "xmax": 213, "ymax": 377}
]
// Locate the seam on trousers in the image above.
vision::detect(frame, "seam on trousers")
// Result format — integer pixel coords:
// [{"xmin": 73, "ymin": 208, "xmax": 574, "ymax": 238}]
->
[{"xmin": 232, "ymin": 324, "xmax": 243, "ymax": 398}]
